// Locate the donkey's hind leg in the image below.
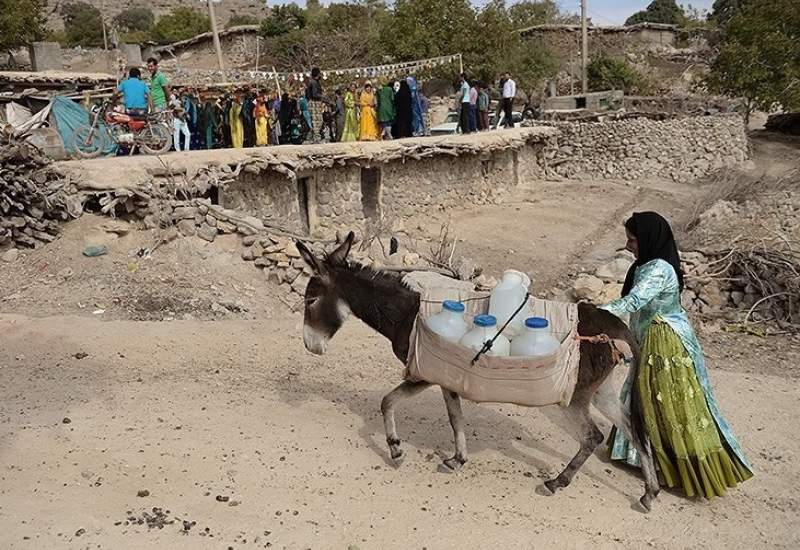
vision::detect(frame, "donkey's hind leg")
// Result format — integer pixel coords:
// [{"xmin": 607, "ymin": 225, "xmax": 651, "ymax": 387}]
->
[
  {"xmin": 591, "ymin": 376, "xmax": 660, "ymax": 512},
  {"xmin": 440, "ymin": 388, "xmax": 467, "ymax": 473},
  {"xmin": 544, "ymin": 391, "xmax": 604, "ymax": 494},
  {"xmin": 381, "ymin": 380, "xmax": 431, "ymax": 466}
]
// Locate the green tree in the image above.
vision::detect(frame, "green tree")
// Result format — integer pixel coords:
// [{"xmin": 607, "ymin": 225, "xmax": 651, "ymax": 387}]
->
[
  {"xmin": 260, "ymin": 4, "xmax": 306, "ymax": 37},
  {"xmin": 508, "ymin": 0, "xmax": 578, "ymax": 28},
  {"xmin": 708, "ymin": 0, "xmax": 800, "ymax": 121},
  {"xmin": 153, "ymin": 7, "xmax": 210, "ymax": 44},
  {"xmin": 113, "ymin": 7, "xmax": 155, "ymax": 33},
  {"xmin": 227, "ymin": 14, "xmax": 260, "ymax": 27},
  {"xmin": 588, "ymin": 56, "xmax": 646, "ymax": 93},
  {"xmin": 625, "ymin": 0, "xmax": 686, "ymax": 26},
  {"xmin": 0, "ymin": 0, "xmax": 45, "ymax": 52},
  {"xmin": 60, "ymin": 2, "xmax": 105, "ymax": 47},
  {"xmin": 709, "ymin": 0, "xmax": 750, "ymax": 27},
  {"xmin": 382, "ymin": 0, "xmax": 476, "ymax": 60}
]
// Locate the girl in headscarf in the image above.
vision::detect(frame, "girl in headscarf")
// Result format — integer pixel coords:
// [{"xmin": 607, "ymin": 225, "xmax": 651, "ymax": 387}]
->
[
  {"xmin": 298, "ymin": 93, "xmax": 312, "ymax": 142},
  {"xmin": 601, "ymin": 212, "xmax": 753, "ymax": 500},
  {"xmin": 253, "ymin": 95, "xmax": 269, "ymax": 147},
  {"xmin": 229, "ymin": 94, "xmax": 244, "ymax": 148},
  {"xmin": 393, "ymin": 79, "xmax": 413, "ymax": 139},
  {"xmin": 358, "ymin": 82, "xmax": 380, "ymax": 141},
  {"xmin": 406, "ymin": 76, "xmax": 424, "ymax": 136},
  {"xmin": 341, "ymin": 83, "xmax": 360, "ymax": 142}
]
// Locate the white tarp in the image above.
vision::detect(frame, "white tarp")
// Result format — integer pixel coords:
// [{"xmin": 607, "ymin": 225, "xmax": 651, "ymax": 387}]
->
[{"xmin": 4, "ymin": 101, "xmax": 52, "ymax": 135}]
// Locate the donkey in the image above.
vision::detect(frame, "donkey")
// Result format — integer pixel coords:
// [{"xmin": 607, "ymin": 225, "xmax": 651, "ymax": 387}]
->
[{"xmin": 296, "ymin": 232, "xmax": 661, "ymax": 511}]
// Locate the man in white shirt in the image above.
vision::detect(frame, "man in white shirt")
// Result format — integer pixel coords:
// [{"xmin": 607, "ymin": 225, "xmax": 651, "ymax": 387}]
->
[
  {"xmin": 501, "ymin": 72, "xmax": 516, "ymax": 129},
  {"xmin": 458, "ymin": 73, "xmax": 472, "ymax": 134}
]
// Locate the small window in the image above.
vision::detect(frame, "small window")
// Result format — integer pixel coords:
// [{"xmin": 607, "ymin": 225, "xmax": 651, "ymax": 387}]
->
[
  {"xmin": 297, "ymin": 177, "xmax": 310, "ymax": 234},
  {"xmin": 576, "ymin": 96, "xmax": 587, "ymax": 109},
  {"xmin": 360, "ymin": 167, "xmax": 381, "ymax": 221}
]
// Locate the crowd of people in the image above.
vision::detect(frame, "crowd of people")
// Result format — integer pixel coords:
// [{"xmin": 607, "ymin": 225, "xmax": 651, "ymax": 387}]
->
[{"xmin": 115, "ymin": 60, "xmax": 450, "ymax": 152}]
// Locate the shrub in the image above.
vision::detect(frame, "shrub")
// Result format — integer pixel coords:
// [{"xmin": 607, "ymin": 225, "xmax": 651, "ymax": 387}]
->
[
  {"xmin": 113, "ymin": 7, "xmax": 155, "ymax": 33},
  {"xmin": 153, "ymin": 7, "xmax": 210, "ymax": 44},
  {"xmin": 588, "ymin": 56, "xmax": 644, "ymax": 93},
  {"xmin": 227, "ymin": 14, "xmax": 260, "ymax": 27},
  {"xmin": 60, "ymin": 1, "xmax": 105, "ymax": 47}
]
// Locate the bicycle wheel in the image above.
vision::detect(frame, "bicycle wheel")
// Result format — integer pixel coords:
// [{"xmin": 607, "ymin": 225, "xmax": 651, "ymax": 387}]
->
[
  {"xmin": 140, "ymin": 123, "xmax": 173, "ymax": 155},
  {"xmin": 70, "ymin": 125, "xmax": 108, "ymax": 159}
]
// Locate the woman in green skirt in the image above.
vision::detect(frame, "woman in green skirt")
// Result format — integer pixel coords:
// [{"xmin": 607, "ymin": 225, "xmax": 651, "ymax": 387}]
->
[{"xmin": 601, "ymin": 212, "xmax": 753, "ymax": 499}]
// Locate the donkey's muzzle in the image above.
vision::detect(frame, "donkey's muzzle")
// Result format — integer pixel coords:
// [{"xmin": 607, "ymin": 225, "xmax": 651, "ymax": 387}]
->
[{"xmin": 303, "ymin": 324, "xmax": 328, "ymax": 355}]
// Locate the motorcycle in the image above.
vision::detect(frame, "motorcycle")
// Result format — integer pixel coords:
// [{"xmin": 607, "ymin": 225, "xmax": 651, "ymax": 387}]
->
[{"xmin": 70, "ymin": 99, "xmax": 172, "ymax": 158}]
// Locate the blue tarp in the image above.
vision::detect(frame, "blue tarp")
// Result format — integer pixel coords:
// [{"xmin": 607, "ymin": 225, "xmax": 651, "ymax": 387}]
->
[{"xmin": 51, "ymin": 96, "xmax": 116, "ymax": 156}]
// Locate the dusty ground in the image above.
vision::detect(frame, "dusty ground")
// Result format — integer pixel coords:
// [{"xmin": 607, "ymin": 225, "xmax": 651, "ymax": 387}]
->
[{"xmin": 1, "ymin": 133, "xmax": 799, "ymax": 549}]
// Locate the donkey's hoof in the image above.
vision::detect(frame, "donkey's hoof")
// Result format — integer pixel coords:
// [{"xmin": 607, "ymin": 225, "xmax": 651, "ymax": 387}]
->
[
  {"xmin": 438, "ymin": 457, "xmax": 464, "ymax": 474},
  {"xmin": 638, "ymin": 494, "xmax": 653, "ymax": 514},
  {"xmin": 543, "ymin": 479, "xmax": 561, "ymax": 494},
  {"xmin": 390, "ymin": 449, "xmax": 405, "ymax": 468}
]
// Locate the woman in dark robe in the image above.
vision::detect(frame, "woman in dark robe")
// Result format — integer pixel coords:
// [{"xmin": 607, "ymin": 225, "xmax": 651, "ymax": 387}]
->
[
  {"xmin": 278, "ymin": 92, "xmax": 293, "ymax": 145},
  {"xmin": 241, "ymin": 92, "xmax": 256, "ymax": 147},
  {"xmin": 392, "ymin": 79, "xmax": 413, "ymax": 139}
]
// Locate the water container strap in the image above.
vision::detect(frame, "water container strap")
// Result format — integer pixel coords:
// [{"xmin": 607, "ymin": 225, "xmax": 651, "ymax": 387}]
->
[{"xmin": 470, "ymin": 292, "xmax": 530, "ymax": 365}]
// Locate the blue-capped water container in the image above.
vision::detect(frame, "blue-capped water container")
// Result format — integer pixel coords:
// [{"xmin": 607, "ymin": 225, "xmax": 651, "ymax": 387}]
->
[
  {"xmin": 510, "ymin": 317, "xmax": 561, "ymax": 357},
  {"xmin": 459, "ymin": 314, "xmax": 511, "ymax": 357},
  {"xmin": 425, "ymin": 300, "xmax": 470, "ymax": 343}
]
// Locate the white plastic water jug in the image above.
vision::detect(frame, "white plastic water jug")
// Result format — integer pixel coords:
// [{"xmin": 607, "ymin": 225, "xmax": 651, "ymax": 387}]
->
[
  {"xmin": 510, "ymin": 317, "xmax": 561, "ymax": 358},
  {"xmin": 425, "ymin": 300, "xmax": 470, "ymax": 343},
  {"xmin": 488, "ymin": 269, "xmax": 532, "ymax": 338},
  {"xmin": 459, "ymin": 314, "xmax": 510, "ymax": 357}
]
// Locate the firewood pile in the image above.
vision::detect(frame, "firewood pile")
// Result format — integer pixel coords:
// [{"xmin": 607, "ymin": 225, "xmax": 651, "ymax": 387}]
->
[
  {"xmin": 679, "ymin": 168, "xmax": 799, "ymax": 332},
  {"xmin": 0, "ymin": 140, "xmax": 78, "ymax": 250}
]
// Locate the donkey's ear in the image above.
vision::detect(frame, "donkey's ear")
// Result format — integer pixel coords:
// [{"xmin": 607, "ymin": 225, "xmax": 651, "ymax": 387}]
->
[
  {"xmin": 328, "ymin": 231, "xmax": 355, "ymax": 265},
  {"xmin": 296, "ymin": 240, "xmax": 322, "ymax": 274}
]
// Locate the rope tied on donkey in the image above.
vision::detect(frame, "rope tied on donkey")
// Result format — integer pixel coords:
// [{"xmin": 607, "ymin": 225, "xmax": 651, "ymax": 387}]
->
[
  {"xmin": 468, "ymin": 293, "xmax": 634, "ymax": 368},
  {"xmin": 575, "ymin": 333, "xmax": 634, "ymax": 367},
  {"xmin": 470, "ymin": 292, "xmax": 531, "ymax": 365}
]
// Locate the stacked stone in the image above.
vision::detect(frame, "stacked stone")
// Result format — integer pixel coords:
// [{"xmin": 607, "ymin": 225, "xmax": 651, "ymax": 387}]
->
[
  {"xmin": 570, "ymin": 249, "xmax": 775, "ymax": 321},
  {"xmin": 155, "ymin": 197, "xmax": 313, "ymax": 297},
  {"xmin": 0, "ymin": 141, "xmax": 72, "ymax": 254},
  {"xmin": 540, "ymin": 114, "xmax": 748, "ymax": 182},
  {"xmin": 240, "ymin": 235, "xmax": 312, "ymax": 296}
]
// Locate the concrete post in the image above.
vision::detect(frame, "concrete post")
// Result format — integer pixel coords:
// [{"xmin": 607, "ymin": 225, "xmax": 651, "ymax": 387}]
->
[
  {"xmin": 29, "ymin": 42, "xmax": 63, "ymax": 72},
  {"xmin": 120, "ymin": 44, "xmax": 143, "ymax": 67}
]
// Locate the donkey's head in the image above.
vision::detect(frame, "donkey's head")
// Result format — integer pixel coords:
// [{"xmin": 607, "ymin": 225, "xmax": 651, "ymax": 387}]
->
[{"xmin": 296, "ymin": 231, "xmax": 356, "ymax": 355}]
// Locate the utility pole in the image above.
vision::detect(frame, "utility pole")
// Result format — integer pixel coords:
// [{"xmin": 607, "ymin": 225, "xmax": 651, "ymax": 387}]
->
[
  {"xmin": 101, "ymin": 0, "xmax": 108, "ymax": 50},
  {"xmin": 580, "ymin": 0, "xmax": 588, "ymax": 93},
  {"xmin": 207, "ymin": 0, "xmax": 225, "ymax": 71}
]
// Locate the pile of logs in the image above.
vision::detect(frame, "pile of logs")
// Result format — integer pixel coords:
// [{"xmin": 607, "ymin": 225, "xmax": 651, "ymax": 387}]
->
[{"xmin": 0, "ymin": 141, "xmax": 73, "ymax": 249}]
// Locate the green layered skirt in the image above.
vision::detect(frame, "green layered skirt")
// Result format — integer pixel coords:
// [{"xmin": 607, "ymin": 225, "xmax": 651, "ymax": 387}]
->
[{"xmin": 634, "ymin": 321, "xmax": 752, "ymax": 499}]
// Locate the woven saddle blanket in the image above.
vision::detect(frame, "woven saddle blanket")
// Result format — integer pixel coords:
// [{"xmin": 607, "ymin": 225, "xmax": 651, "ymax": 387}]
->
[{"xmin": 403, "ymin": 277, "xmax": 581, "ymax": 408}]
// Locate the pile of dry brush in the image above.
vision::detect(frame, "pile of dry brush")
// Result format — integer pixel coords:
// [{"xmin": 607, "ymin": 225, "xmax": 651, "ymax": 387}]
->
[{"xmin": 682, "ymin": 167, "xmax": 800, "ymax": 333}]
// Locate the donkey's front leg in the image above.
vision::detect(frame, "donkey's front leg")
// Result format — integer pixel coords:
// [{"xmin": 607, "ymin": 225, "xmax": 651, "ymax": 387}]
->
[
  {"xmin": 440, "ymin": 388, "xmax": 468, "ymax": 473},
  {"xmin": 381, "ymin": 380, "xmax": 431, "ymax": 466},
  {"xmin": 544, "ymin": 394, "xmax": 603, "ymax": 494}
]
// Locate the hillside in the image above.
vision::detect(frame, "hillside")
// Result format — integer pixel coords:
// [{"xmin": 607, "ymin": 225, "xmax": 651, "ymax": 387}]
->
[{"xmin": 44, "ymin": 0, "xmax": 267, "ymax": 30}]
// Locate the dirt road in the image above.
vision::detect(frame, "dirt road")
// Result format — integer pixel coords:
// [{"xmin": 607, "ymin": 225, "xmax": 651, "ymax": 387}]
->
[
  {"xmin": 1, "ymin": 140, "xmax": 799, "ymax": 548},
  {"xmin": 1, "ymin": 313, "xmax": 797, "ymax": 550}
]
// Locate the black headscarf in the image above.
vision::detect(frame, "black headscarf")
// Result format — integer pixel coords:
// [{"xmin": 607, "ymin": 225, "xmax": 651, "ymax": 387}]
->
[{"xmin": 621, "ymin": 211, "xmax": 684, "ymax": 297}]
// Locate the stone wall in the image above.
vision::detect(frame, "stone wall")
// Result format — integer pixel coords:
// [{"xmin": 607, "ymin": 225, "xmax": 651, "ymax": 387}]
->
[
  {"xmin": 544, "ymin": 113, "xmax": 748, "ymax": 182},
  {"xmin": 157, "ymin": 32, "xmax": 263, "ymax": 71},
  {"xmin": 218, "ymin": 141, "xmax": 548, "ymax": 239}
]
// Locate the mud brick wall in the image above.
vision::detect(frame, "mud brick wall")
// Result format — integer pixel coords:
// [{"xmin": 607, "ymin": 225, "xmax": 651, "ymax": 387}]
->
[{"xmin": 219, "ymin": 142, "xmax": 548, "ymax": 239}]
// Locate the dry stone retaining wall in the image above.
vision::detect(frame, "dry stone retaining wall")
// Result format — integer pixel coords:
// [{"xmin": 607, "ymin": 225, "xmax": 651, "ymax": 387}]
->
[{"xmin": 545, "ymin": 113, "xmax": 748, "ymax": 182}]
